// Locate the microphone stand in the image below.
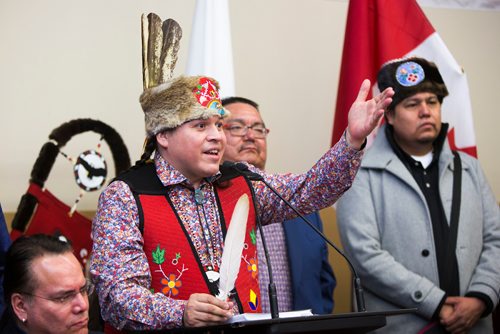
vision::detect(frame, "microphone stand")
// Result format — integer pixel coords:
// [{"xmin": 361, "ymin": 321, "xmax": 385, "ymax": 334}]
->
[
  {"xmin": 246, "ymin": 180, "xmax": 280, "ymax": 319},
  {"xmin": 233, "ymin": 162, "xmax": 366, "ymax": 312},
  {"xmin": 260, "ymin": 178, "xmax": 366, "ymax": 312}
]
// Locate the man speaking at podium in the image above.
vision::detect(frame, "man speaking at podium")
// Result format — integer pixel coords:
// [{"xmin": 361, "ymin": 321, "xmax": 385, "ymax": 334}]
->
[{"xmin": 90, "ymin": 13, "xmax": 394, "ymax": 333}]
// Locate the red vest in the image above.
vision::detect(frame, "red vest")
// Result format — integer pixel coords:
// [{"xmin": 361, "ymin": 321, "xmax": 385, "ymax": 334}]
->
[{"xmin": 120, "ymin": 163, "xmax": 262, "ymax": 315}]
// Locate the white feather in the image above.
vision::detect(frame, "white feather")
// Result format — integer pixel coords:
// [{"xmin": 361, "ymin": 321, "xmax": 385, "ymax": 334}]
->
[{"xmin": 216, "ymin": 194, "xmax": 249, "ymax": 300}]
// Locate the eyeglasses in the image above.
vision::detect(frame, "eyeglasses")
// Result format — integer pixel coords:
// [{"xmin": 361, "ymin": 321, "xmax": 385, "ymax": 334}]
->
[
  {"xmin": 21, "ymin": 280, "xmax": 94, "ymax": 305},
  {"xmin": 224, "ymin": 123, "xmax": 269, "ymax": 139}
]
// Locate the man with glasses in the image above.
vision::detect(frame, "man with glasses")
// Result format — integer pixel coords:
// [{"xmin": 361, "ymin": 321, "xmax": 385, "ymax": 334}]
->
[
  {"xmin": 222, "ymin": 97, "xmax": 336, "ymax": 315},
  {"xmin": 1, "ymin": 234, "xmax": 98, "ymax": 334}
]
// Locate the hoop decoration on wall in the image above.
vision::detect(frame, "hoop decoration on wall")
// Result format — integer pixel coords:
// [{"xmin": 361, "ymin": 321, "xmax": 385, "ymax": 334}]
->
[
  {"xmin": 10, "ymin": 118, "xmax": 131, "ymax": 266},
  {"xmin": 58, "ymin": 135, "xmax": 111, "ymax": 215},
  {"xmin": 74, "ymin": 149, "xmax": 107, "ymax": 192}
]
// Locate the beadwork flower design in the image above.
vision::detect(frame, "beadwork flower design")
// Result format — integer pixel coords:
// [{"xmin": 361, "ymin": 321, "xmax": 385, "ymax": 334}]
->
[
  {"xmin": 247, "ymin": 258, "xmax": 258, "ymax": 279},
  {"xmin": 161, "ymin": 274, "xmax": 182, "ymax": 297},
  {"xmin": 193, "ymin": 77, "xmax": 225, "ymax": 115},
  {"xmin": 395, "ymin": 61, "xmax": 425, "ymax": 87},
  {"xmin": 152, "ymin": 245, "xmax": 188, "ymax": 296}
]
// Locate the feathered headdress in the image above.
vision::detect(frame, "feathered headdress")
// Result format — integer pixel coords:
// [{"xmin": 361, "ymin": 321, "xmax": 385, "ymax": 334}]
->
[{"xmin": 140, "ymin": 13, "xmax": 228, "ymax": 136}]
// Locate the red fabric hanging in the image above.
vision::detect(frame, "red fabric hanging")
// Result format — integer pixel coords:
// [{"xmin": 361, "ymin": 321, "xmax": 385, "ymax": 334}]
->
[{"xmin": 10, "ymin": 183, "xmax": 93, "ymax": 267}]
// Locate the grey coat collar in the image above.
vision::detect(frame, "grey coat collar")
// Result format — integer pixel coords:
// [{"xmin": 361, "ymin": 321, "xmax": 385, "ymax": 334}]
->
[{"xmin": 361, "ymin": 124, "xmax": 457, "ymax": 187}]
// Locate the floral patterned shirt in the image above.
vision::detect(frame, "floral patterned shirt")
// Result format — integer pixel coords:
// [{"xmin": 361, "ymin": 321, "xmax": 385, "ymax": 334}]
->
[{"xmin": 90, "ymin": 134, "xmax": 362, "ymax": 331}]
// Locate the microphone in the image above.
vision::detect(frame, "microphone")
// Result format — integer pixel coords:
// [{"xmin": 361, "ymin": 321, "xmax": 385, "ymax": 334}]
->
[
  {"xmin": 230, "ymin": 162, "xmax": 264, "ymax": 181},
  {"xmin": 231, "ymin": 162, "xmax": 367, "ymax": 312}
]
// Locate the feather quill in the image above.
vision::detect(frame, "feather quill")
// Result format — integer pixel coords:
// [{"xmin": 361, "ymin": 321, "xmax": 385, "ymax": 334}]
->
[
  {"xmin": 140, "ymin": 14, "xmax": 149, "ymax": 90},
  {"xmin": 146, "ymin": 13, "xmax": 163, "ymax": 89},
  {"xmin": 141, "ymin": 13, "xmax": 182, "ymax": 90},
  {"xmin": 216, "ymin": 194, "xmax": 249, "ymax": 300},
  {"xmin": 159, "ymin": 19, "xmax": 182, "ymax": 82}
]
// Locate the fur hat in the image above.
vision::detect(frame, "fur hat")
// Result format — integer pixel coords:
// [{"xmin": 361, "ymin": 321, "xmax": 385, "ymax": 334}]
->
[
  {"xmin": 377, "ymin": 57, "xmax": 449, "ymax": 110},
  {"xmin": 140, "ymin": 75, "xmax": 229, "ymax": 136}
]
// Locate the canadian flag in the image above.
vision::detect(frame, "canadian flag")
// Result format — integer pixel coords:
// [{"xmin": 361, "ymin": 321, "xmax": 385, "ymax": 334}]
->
[
  {"xmin": 185, "ymin": 0, "xmax": 235, "ymax": 98},
  {"xmin": 332, "ymin": 0, "xmax": 477, "ymax": 157}
]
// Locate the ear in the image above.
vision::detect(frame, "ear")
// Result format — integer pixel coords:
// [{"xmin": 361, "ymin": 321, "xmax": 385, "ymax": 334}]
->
[
  {"xmin": 385, "ymin": 109, "xmax": 395, "ymax": 125},
  {"xmin": 156, "ymin": 131, "xmax": 169, "ymax": 150},
  {"xmin": 11, "ymin": 293, "xmax": 29, "ymax": 322}
]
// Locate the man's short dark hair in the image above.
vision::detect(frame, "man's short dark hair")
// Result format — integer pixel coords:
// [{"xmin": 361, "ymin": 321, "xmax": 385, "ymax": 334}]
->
[
  {"xmin": 221, "ymin": 96, "xmax": 259, "ymax": 110},
  {"xmin": 3, "ymin": 234, "xmax": 74, "ymax": 306}
]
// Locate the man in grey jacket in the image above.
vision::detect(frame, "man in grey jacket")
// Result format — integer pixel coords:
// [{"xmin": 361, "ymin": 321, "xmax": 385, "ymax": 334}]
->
[{"xmin": 337, "ymin": 57, "xmax": 500, "ymax": 334}]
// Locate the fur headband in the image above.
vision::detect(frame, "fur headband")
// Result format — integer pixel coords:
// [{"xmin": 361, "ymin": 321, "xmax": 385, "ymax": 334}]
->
[
  {"xmin": 140, "ymin": 75, "xmax": 229, "ymax": 136},
  {"xmin": 377, "ymin": 57, "xmax": 449, "ymax": 110}
]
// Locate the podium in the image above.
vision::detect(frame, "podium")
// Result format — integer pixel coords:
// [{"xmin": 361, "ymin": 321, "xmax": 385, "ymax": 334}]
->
[{"xmin": 163, "ymin": 309, "xmax": 416, "ymax": 334}]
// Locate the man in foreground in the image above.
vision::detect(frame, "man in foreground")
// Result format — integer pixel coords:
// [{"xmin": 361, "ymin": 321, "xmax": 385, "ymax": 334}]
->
[{"xmin": 1, "ymin": 234, "xmax": 93, "ymax": 333}]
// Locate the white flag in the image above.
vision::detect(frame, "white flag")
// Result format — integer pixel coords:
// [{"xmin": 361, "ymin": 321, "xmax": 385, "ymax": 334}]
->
[{"xmin": 186, "ymin": 0, "xmax": 235, "ymax": 98}]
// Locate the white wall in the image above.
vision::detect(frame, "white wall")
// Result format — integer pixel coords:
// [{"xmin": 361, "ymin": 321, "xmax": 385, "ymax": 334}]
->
[{"xmin": 1, "ymin": 0, "xmax": 499, "ymax": 213}]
